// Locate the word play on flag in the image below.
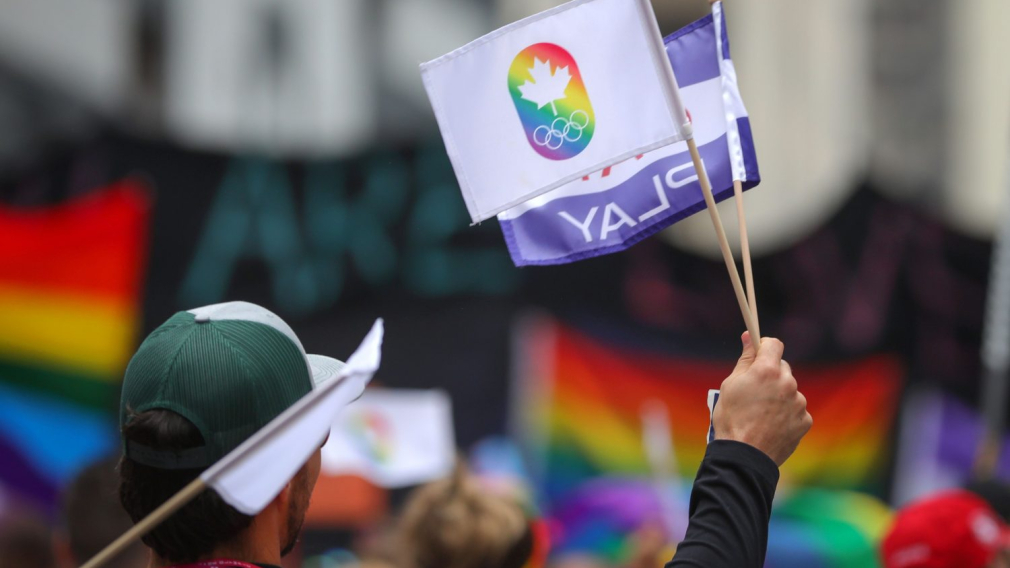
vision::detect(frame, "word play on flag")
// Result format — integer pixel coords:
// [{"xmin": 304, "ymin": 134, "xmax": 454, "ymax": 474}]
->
[
  {"xmin": 498, "ymin": 2, "xmax": 759, "ymax": 266},
  {"xmin": 420, "ymin": 0, "xmax": 692, "ymax": 223}
]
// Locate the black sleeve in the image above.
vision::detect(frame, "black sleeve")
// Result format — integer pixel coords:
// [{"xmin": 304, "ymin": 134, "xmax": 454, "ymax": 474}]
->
[{"xmin": 665, "ymin": 440, "xmax": 779, "ymax": 568}]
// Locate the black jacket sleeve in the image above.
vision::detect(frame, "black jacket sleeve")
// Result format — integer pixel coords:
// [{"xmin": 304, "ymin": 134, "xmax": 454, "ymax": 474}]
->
[{"xmin": 665, "ymin": 440, "xmax": 779, "ymax": 568}]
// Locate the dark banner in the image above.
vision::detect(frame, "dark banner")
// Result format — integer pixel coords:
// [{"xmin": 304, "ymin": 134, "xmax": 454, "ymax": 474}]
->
[{"xmin": 0, "ymin": 132, "xmax": 993, "ymax": 516}]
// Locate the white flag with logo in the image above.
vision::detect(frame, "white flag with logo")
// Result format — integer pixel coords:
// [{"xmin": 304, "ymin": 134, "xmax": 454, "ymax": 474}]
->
[
  {"xmin": 420, "ymin": 0, "xmax": 692, "ymax": 223},
  {"xmin": 320, "ymin": 388, "xmax": 455, "ymax": 488}
]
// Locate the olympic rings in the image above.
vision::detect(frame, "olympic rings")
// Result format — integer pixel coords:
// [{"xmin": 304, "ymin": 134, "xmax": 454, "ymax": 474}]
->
[
  {"xmin": 533, "ymin": 110, "xmax": 590, "ymax": 149},
  {"xmin": 533, "ymin": 124, "xmax": 564, "ymax": 150}
]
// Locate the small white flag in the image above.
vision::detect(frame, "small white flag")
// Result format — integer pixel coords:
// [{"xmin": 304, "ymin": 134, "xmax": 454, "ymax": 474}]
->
[
  {"xmin": 420, "ymin": 0, "xmax": 692, "ymax": 223},
  {"xmin": 321, "ymin": 388, "xmax": 455, "ymax": 488},
  {"xmin": 200, "ymin": 320, "xmax": 384, "ymax": 515}
]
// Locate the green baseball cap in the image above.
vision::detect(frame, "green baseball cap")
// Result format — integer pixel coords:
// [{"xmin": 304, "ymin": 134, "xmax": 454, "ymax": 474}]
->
[{"xmin": 120, "ymin": 301, "xmax": 345, "ymax": 470}]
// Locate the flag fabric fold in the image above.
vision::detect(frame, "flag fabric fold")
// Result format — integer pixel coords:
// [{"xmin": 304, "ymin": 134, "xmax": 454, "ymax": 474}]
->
[
  {"xmin": 497, "ymin": 3, "xmax": 760, "ymax": 266},
  {"xmin": 201, "ymin": 319, "xmax": 384, "ymax": 515},
  {"xmin": 421, "ymin": 0, "xmax": 692, "ymax": 223}
]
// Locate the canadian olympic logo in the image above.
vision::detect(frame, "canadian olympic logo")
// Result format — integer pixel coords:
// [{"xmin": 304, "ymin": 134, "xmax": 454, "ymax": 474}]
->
[{"xmin": 532, "ymin": 110, "xmax": 590, "ymax": 150}]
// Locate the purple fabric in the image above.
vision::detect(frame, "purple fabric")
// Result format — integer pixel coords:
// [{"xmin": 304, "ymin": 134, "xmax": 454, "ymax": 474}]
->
[
  {"xmin": 937, "ymin": 395, "xmax": 1010, "ymax": 475},
  {"xmin": 665, "ymin": 15, "xmax": 720, "ymax": 87},
  {"xmin": 500, "ymin": 126, "xmax": 758, "ymax": 266},
  {"xmin": 498, "ymin": 11, "xmax": 760, "ymax": 267},
  {"xmin": 550, "ymin": 477, "xmax": 670, "ymax": 531}
]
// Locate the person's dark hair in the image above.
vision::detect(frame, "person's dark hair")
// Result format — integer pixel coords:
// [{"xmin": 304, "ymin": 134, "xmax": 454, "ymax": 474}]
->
[
  {"xmin": 63, "ymin": 456, "xmax": 147, "ymax": 568},
  {"xmin": 119, "ymin": 409, "xmax": 253, "ymax": 563}
]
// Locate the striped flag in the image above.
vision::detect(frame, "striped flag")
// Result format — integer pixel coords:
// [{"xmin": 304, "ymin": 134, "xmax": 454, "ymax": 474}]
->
[
  {"xmin": 513, "ymin": 317, "xmax": 901, "ymax": 560},
  {"xmin": 0, "ymin": 180, "xmax": 149, "ymax": 511},
  {"xmin": 516, "ymin": 318, "xmax": 903, "ymax": 500},
  {"xmin": 498, "ymin": 2, "xmax": 759, "ymax": 266}
]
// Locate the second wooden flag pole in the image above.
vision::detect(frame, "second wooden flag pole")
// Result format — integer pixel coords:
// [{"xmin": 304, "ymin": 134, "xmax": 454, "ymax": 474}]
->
[{"xmin": 687, "ymin": 137, "xmax": 761, "ymax": 345}]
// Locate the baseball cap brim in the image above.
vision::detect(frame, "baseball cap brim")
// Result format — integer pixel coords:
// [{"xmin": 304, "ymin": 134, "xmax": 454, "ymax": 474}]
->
[{"xmin": 307, "ymin": 354, "xmax": 346, "ymax": 388}]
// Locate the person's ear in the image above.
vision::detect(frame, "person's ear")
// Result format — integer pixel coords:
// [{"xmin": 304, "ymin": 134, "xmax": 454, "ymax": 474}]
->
[{"xmin": 272, "ymin": 479, "xmax": 294, "ymax": 515}]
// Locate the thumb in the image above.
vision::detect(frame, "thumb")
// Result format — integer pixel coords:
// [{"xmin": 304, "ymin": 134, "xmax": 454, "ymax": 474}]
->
[{"xmin": 731, "ymin": 331, "xmax": 757, "ymax": 374}]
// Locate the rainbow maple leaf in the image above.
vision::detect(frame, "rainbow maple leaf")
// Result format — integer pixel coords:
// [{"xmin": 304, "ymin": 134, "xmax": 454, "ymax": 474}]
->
[{"xmin": 517, "ymin": 57, "xmax": 571, "ymax": 116}]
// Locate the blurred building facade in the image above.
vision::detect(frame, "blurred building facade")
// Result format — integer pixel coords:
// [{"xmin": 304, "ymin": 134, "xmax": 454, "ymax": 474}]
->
[{"xmin": 0, "ymin": 0, "xmax": 1005, "ymax": 242}]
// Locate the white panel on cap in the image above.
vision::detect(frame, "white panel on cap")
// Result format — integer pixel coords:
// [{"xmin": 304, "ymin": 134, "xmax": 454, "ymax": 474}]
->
[
  {"xmin": 308, "ymin": 354, "xmax": 347, "ymax": 388},
  {"xmin": 187, "ymin": 301, "xmax": 314, "ymax": 378}
]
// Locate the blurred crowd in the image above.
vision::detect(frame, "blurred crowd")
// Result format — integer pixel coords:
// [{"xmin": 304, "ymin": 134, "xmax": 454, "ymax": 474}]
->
[{"xmin": 5, "ymin": 452, "xmax": 1010, "ymax": 568}]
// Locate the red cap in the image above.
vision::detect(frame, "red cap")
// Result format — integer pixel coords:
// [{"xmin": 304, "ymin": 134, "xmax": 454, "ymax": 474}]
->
[{"xmin": 882, "ymin": 490, "xmax": 1009, "ymax": 568}]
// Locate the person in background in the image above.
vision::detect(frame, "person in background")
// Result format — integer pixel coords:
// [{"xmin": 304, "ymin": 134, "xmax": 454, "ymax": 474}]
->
[
  {"xmin": 881, "ymin": 490, "xmax": 1010, "ymax": 568},
  {"xmin": 116, "ymin": 302, "xmax": 347, "ymax": 568},
  {"xmin": 397, "ymin": 333, "xmax": 810, "ymax": 568},
  {"xmin": 55, "ymin": 456, "xmax": 148, "ymax": 568},
  {"xmin": 621, "ymin": 523, "xmax": 669, "ymax": 568},
  {"xmin": 0, "ymin": 513, "xmax": 57, "ymax": 568},
  {"xmin": 395, "ymin": 462, "xmax": 549, "ymax": 568}
]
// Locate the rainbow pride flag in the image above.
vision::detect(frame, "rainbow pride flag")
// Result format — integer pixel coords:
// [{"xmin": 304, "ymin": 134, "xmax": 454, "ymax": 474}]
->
[
  {"xmin": 519, "ymin": 319, "xmax": 904, "ymax": 494},
  {"xmin": 514, "ymin": 318, "xmax": 902, "ymax": 562},
  {"xmin": 767, "ymin": 488, "xmax": 892, "ymax": 568},
  {"xmin": 0, "ymin": 180, "xmax": 149, "ymax": 512}
]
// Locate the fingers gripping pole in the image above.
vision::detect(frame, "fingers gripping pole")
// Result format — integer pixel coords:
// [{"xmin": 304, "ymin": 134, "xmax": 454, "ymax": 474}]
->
[
  {"xmin": 687, "ymin": 137, "xmax": 761, "ymax": 346},
  {"xmin": 79, "ymin": 477, "xmax": 208, "ymax": 568}
]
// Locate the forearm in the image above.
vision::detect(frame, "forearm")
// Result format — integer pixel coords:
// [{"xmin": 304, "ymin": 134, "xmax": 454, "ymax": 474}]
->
[{"xmin": 665, "ymin": 440, "xmax": 779, "ymax": 568}]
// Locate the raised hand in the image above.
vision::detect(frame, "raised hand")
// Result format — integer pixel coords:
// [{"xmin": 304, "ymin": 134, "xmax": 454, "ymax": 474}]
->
[{"xmin": 713, "ymin": 333, "xmax": 812, "ymax": 466}]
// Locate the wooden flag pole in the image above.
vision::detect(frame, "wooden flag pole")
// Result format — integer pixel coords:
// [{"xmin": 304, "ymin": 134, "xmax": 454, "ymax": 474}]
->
[
  {"xmin": 687, "ymin": 137, "xmax": 760, "ymax": 345},
  {"xmin": 733, "ymin": 179, "xmax": 760, "ymax": 335},
  {"xmin": 635, "ymin": 0, "xmax": 759, "ymax": 344},
  {"xmin": 80, "ymin": 477, "xmax": 207, "ymax": 568}
]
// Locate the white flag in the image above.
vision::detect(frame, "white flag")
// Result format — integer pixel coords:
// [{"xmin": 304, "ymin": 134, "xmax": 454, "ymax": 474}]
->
[
  {"xmin": 200, "ymin": 319, "xmax": 384, "ymax": 515},
  {"xmin": 321, "ymin": 388, "xmax": 455, "ymax": 488},
  {"xmin": 420, "ymin": 0, "xmax": 692, "ymax": 223}
]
